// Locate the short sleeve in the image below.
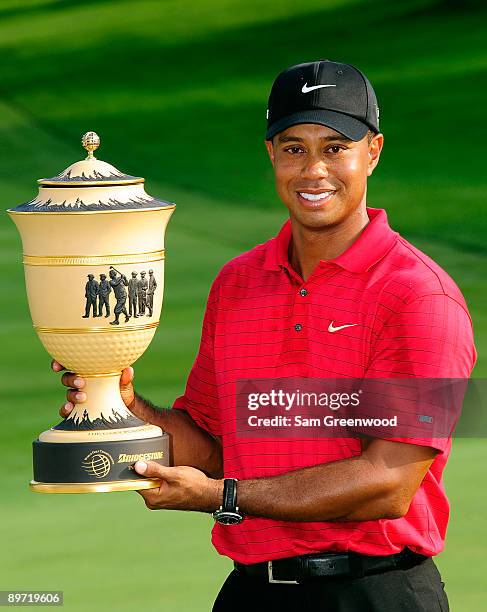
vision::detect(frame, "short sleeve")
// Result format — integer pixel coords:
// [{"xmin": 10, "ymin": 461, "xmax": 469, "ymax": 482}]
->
[
  {"xmin": 364, "ymin": 293, "xmax": 477, "ymax": 451},
  {"xmin": 172, "ymin": 277, "xmax": 222, "ymax": 437}
]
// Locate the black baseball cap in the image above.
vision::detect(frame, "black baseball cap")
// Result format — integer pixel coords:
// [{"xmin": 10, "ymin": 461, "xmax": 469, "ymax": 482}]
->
[{"xmin": 266, "ymin": 60, "xmax": 380, "ymax": 141}]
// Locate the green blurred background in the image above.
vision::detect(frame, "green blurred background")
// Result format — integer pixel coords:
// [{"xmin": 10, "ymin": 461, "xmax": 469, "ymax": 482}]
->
[{"xmin": 0, "ymin": 0, "xmax": 486, "ymax": 609}]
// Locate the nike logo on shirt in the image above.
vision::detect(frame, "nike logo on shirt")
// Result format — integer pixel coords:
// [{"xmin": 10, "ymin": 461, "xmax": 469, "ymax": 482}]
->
[
  {"xmin": 301, "ymin": 83, "xmax": 336, "ymax": 93},
  {"xmin": 328, "ymin": 322, "xmax": 358, "ymax": 333}
]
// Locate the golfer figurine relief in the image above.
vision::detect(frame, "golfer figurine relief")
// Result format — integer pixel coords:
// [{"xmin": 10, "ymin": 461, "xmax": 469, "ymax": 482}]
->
[
  {"xmin": 109, "ymin": 267, "xmax": 130, "ymax": 325},
  {"xmin": 83, "ymin": 273, "xmax": 99, "ymax": 318},
  {"xmin": 146, "ymin": 269, "xmax": 157, "ymax": 317},
  {"xmin": 137, "ymin": 270, "xmax": 148, "ymax": 315},
  {"xmin": 128, "ymin": 271, "xmax": 139, "ymax": 318},
  {"xmin": 98, "ymin": 273, "xmax": 111, "ymax": 318}
]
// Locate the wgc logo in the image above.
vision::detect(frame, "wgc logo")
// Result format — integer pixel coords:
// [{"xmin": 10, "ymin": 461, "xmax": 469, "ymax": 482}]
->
[{"xmin": 81, "ymin": 450, "xmax": 115, "ymax": 479}]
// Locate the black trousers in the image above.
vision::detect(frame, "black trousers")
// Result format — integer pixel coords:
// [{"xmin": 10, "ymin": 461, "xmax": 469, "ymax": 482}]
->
[{"xmin": 212, "ymin": 558, "xmax": 449, "ymax": 612}]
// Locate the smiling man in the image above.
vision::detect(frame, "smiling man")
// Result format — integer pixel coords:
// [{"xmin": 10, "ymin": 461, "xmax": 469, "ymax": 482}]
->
[{"xmin": 57, "ymin": 60, "xmax": 476, "ymax": 611}]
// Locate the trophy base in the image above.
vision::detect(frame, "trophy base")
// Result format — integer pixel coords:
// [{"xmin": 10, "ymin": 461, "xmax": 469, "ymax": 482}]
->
[
  {"xmin": 30, "ymin": 478, "xmax": 162, "ymax": 494},
  {"xmin": 31, "ymin": 433, "xmax": 170, "ymax": 494}
]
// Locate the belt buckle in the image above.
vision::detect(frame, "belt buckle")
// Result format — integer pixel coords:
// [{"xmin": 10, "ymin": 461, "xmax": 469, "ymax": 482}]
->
[{"xmin": 267, "ymin": 560, "xmax": 299, "ymax": 585}]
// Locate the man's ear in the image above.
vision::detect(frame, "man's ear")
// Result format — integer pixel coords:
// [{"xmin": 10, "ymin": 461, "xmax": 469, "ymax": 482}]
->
[
  {"xmin": 265, "ymin": 140, "xmax": 275, "ymax": 167},
  {"xmin": 367, "ymin": 133, "xmax": 384, "ymax": 177}
]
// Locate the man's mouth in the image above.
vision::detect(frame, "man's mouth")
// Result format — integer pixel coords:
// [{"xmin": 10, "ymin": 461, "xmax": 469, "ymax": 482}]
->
[{"xmin": 297, "ymin": 190, "xmax": 336, "ymax": 205}]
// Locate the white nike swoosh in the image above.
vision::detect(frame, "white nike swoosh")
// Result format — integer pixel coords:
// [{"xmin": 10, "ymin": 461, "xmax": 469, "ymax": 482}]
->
[
  {"xmin": 328, "ymin": 322, "xmax": 358, "ymax": 333},
  {"xmin": 302, "ymin": 83, "xmax": 336, "ymax": 93}
]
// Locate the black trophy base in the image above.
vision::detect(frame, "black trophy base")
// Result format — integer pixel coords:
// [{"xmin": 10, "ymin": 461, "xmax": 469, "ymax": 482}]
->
[{"xmin": 31, "ymin": 434, "xmax": 170, "ymax": 494}]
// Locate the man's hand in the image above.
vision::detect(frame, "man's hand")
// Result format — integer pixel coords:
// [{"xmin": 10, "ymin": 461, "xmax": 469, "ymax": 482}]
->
[
  {"xmin": 134, "ymin": 461, "xmax": 223, "ymax": 513},
  {"xmin": 52, "ymin": 360, "xmax": 136, "ymax": 418}
]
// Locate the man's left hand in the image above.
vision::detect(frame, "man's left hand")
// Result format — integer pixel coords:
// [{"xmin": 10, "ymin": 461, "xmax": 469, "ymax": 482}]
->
[{"xmin": 134, "ymin": 461, "xmax": 223, "ymax": 513}]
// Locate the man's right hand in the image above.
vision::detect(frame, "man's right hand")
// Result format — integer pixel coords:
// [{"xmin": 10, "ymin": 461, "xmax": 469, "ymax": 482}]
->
[{"xmin": 52, "ymin": 361, "xmax": 136, "ymax": 418}]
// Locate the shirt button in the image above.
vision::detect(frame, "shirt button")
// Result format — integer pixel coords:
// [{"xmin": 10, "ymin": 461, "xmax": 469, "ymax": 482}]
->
[
  {"xmin": 299, "ymin": 288, "xmax": 308, "ymax": 297},
  {"xmin": 294, "ymin": 323, "xmax": 302, "ymax": 332}
]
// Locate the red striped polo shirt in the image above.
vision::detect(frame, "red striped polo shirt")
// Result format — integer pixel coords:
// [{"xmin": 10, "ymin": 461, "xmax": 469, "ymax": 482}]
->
[{"xmin": 173, "ymin": 207, "xmax": 476, "ymax": 563}]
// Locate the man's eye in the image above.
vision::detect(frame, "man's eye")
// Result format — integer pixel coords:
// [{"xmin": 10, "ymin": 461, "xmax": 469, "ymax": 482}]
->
[
  {"xmin": 285, "ymin": 146, "xmax": 305, "ymax": 154},
  {"xmin": 327, "ymin": 145, "xmax": 345, "ymax": 154}
]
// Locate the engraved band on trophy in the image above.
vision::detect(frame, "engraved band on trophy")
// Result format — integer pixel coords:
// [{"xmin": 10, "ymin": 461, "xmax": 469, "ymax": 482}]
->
[{"xmin": 8, "ymin": 132, "xmax": 175, "ymax": 493}]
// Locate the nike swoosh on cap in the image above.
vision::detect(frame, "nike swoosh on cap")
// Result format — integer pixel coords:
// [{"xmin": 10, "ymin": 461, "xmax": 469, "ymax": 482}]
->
[
  {"xmin": 301, "ymin": 83, "xmax": 336, "ymax": 93},
  {"xmin": 328, "ymin": 321, "xmax": 358, "ymax": 333}
]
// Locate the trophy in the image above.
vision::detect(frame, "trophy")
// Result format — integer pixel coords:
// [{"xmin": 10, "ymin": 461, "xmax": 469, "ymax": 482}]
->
[{"xmin": 8, "ymin": 132, "xmax": 175, "ymax": 494}]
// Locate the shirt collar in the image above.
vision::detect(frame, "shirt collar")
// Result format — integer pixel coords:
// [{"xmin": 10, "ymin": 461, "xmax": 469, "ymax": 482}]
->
[{"xmin": 263, "ymin": 208, "xmax": 398, "ymax": 274}]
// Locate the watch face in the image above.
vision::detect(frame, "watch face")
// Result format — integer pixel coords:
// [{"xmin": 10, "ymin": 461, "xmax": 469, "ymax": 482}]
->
[{"xmin": 214, "ymin": 512, "xmax": 243, "ymax": 525}]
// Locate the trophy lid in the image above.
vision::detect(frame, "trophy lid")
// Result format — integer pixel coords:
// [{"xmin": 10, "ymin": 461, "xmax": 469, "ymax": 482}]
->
[{"xmin": 9, "ymin": 132, "xmax": 175, "ymax": 213}]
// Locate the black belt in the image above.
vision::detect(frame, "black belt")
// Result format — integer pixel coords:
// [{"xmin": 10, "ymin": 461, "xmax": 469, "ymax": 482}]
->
[{"xmin": 234, "ymin": 548, "xmax": 427, "ymax": 584}]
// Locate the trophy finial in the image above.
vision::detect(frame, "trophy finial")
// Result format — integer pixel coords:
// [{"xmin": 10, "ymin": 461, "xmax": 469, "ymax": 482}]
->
[{"xmin": 82, "ymin": 131, "xmax": 100, "ymax": 159}]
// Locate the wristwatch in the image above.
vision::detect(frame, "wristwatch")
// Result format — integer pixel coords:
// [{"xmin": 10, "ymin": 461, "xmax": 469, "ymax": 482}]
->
[{"xmin": 212, "ymin": 478, "xmax": 244, "ymax": 525}]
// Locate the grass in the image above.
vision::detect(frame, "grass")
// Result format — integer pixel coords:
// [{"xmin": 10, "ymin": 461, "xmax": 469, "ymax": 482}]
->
[{"xmin": 0, "ymin": 0, "xmax": 486, "ymax": 609}]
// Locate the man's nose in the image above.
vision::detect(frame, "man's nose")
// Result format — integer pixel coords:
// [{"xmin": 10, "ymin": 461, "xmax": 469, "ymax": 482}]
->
[{"xmin": 302, "ymin": 156, "xmax": 328, "ymax": 179}]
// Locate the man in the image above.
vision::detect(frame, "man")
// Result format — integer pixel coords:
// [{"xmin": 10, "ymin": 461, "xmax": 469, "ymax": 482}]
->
[
  {"xmin": 108, "ymin": 268, "xmax": 130, "ymax": 325},
  {"xmin": 146, "ymin": 269, "xmax": 157, "ymax": 317},
  {"xmin": 56, "ymin": 61, "xmax": 475, "ymax": 610},
  {"xmin": 128, "ymin": 271, "xmax": 139, "ymax": 318},
  {"xmin": 82, "ymin": 273, "xmax": 98, "ymax": 318},
  {"xmin": 137, "ymin": 270, "xmax": 148, "ymax": 316},
  {"xmin": 97, "ymin": 273, "xmax": 111, "ymax": 318}
]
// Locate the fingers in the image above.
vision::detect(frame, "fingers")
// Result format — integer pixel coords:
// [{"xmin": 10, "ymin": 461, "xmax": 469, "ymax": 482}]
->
[
  {"xmin": 61, "ymin": 371, "xmax": 85, "ymax": 390},
  {"xmin": 135, "ymin": 474, "xmax": 167, "ymax": 509},
  {"xmin": 136, "ymin": 488, "xmax": 160, "ymax": 509},
  {"xmin": 53, "ymin": 361, "xmax": 86, "ymax": 419},
  {"xmin": 120, "ymin": 366, "xmax": 134, "ymax": 387},
  {"xmin": 51, "ymin": 360, "xmax": 65, "ymax": 372},
  {"xmin": 134, "ymin": 460, "xmax": 174, "ymax": 480},
  {"xmin": 59, "ymin": 402, "xmax": 74, "ymax": 418},
  {"xmin": 59, "ymin": 386, "xmax": 86, "ymax": 418},
  {"xmin": 134, "ymin": 464, "xmax": 164, "ymax": 509},
  {"xmin": 66, "ymin": 388, "xmax": 86, "ymax": 404}
]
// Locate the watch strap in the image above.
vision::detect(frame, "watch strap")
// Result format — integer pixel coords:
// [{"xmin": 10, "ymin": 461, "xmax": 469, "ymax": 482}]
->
[{"xmin": 222, "ymin": 478, "xmax": 238, "ymax": 512}]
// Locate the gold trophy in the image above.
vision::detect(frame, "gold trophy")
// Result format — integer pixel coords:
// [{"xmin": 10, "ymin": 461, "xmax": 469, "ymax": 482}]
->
[{"xmin": 8, "ymin": 132, "xmax": 175, "ymax": 494}]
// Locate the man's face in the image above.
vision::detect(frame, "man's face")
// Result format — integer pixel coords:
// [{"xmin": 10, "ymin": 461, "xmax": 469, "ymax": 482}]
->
[{"xmin": 265, "ymin": 124, "xmax": 383, "ymax": 230}]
